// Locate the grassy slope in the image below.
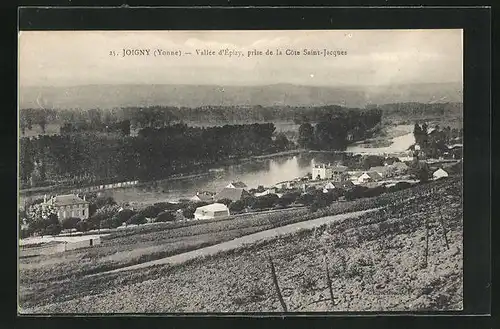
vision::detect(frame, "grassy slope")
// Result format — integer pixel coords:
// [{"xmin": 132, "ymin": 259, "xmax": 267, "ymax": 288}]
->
[{"xmin": 20, "ymin": 177, "xmax": 462, "ymax": 313}]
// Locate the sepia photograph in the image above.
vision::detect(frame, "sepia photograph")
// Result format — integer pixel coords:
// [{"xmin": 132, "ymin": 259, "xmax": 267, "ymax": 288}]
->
[{"xmin": 18, "ymin": 29, "xmax": 463, "ymax": 314}]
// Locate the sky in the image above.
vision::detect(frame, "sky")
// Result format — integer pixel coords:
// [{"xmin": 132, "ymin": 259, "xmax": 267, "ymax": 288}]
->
[{"xmin": 19, "ymin": 30, "xmax": 463, "ymax": 87}]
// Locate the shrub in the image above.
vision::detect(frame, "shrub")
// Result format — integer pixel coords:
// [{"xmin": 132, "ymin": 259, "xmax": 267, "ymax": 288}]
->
[
  {"xmin": 101, "ymin": 215, "xmax": 123, "ymax": 229},
  {"xmin": 39, "ymin": 214, "xmax": 61, "ymax": 236},
  {"xmin": 309, "ymin": 192, "xmax": 334, "ymax": 212},
  {"xmin": 154, "ymin": 202, "xmax": 180, "ymax": 211},
  {"xmin": 277, "ymin": 192, "xmax": 300, "ymax": 207},
  {"xmin": 389, "ymin": 182, "xmax": 412, "ymax": 192},
  {"xmin": 345, "ymin": 186, "xmax": 369, "ymax": 201},
  {"xmin": 155, "ymin": 211, "xmax": 175, "ymax": 222},
  {"xmin": 42, "ymin": 223, "xmax": 62, "ymax": 236},
  {"xmin": 182, "ymin": 207, "xmax": 196, "ymax": 219},
  {"xmin": 127, "ymin": 213, "xmax": 147, "ymax": 225},
  {"xmin": 76, "ymin": 220, "xmax": 89, "ymax": 232},
  {"xmin": 61, "ymin": 217, "xmax": 81, "ymax": 230},
  {"xmin": 140, "ymin": 205, "xmax": 162, "ymax": 218},
  {"xmin": 296, "ymin": 193, "xmax": 315, "ymax": 206},
  {"xmin": 20, "ymin": 227, "xmax": 33, "ymax": 239},
  {"xmin": 251, "ymin": 194, "xmax": 279, "ymax": 210},
  {"xmin": 181, "ymin": 201, "xmax": 210, "ymax": 219},
  {"xmin": 229, "ymin": 200, "xmax": 245, "ymax": 213},
  {"xmin": 364, "ymin": 186, "xmax": 386, "ymax": 198},
  {"xmin": 113, "ymin": 209, "xmax": 136, "ymax": 224},
  {"xmin": 88, "ymin": 204, "xmax": 120, "ymax": 229},
  {"xmin": 242, "ymin": 196, "xmax": 256, "ymax": 208}
]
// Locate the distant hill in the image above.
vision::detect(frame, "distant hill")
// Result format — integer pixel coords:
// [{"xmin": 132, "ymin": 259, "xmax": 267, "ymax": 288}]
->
[{"xmin": 19, "ymin": 83, "xmax": 462, "ymax": 110}]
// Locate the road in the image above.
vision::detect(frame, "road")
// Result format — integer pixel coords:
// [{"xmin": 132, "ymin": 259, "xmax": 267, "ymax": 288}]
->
[{"xmin": 99, "ymin": 207, "xmax": 381, "ymax": 276}]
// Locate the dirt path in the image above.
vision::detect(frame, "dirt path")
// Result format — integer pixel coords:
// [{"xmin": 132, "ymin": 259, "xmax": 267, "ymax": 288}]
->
[{"xmin": 99, "ymin": 207, "xmax": 380, "ymax": 276}]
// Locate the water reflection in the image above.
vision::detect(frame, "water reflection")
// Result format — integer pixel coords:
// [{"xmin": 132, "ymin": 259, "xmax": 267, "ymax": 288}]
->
[{"xmin": 107, "ymin": 153, "xmax": 343, "ymax": 204}]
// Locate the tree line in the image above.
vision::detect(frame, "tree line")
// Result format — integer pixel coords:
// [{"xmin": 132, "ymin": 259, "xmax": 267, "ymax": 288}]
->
[
  {"xmin": 297, "ymin": 109, "xmax": 382, "ymax": 151},
  {"xmin": 19, "ymin": 122, "xmax": 290, "ymax": 188},
  {"xmin": 19, "ymin": 103, "xmax": 460, "ymax": 134}
]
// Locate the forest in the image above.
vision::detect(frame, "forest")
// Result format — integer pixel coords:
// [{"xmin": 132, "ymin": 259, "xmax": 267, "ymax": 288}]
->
[
  {"xmin": 19, "ymin": 105, "xmax": 386, "ymax": 189},
  {"xmin": 18, "ymin": 102, "xmax": 462, "ymax": 134},
  {"xmin": 19, "ymin": 102, "xmax": 460, "ymax": 189},
  {"xmin": 297, "ymin": 108, "xmax": 382, "ymax": 151},
  {"xmin": 19, "ymin": 123, "xmax": 288, "ymax": 189}
]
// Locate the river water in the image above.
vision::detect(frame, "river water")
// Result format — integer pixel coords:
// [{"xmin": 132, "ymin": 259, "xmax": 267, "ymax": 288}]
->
[
  {"xmin": 22, "ymin": 125, "xmax": 415, "ymax": 206},
  {"xmin": 103, "ymin": 153, "xmax": 335, "ymax": 204}
]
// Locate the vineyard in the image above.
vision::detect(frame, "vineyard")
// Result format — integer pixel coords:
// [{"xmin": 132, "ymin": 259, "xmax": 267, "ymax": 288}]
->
[{"xmin": 20, "ymin": 177, "xmax": 462, "ymax": 313}]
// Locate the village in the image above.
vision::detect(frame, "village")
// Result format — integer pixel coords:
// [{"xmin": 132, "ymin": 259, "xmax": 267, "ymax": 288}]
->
[{"xmin": 19, "ymin": 132, "xmax": 462, "ymax": 257}]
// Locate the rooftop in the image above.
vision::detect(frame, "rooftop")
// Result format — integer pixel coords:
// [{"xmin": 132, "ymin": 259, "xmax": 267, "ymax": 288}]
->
[
  {"xmin": 48, "ymin": 194, "xmax": 89, "ymax": 206},
  {"xmin": 195, "ymin": 203, "xmax": 229, "ymax": 212},
  {"xmin": 227, "ymin": 181, "xmax": 247, "ymax": 188}
]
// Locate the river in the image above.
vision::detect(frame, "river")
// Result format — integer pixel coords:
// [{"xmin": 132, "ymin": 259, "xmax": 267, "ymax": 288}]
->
[
  {"xmin": 22, "ymin": 124, "xmax": 416, "ymax": 206},
  {"xmin": 101, "ymin": 153, "xmax": 336, "ymax": 205}
]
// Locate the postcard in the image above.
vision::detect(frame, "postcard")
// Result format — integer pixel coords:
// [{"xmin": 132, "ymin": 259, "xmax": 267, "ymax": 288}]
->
[{"xmin": 18, "ymin": 29, "xmax": 464, "ymax": 314}]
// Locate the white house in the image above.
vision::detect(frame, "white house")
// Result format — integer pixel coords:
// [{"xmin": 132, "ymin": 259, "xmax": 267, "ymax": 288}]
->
[
  {"xmin": 312, "ymin": 164, "xmax": 348, "ymax": 181},
  {"xmin": 226, "ymin": 181, "xmax": 247, "ymax": 189},
  {"xmin": 194, "ymin": 203, "xmax": 230, "ymax": 220},
  {"xmin": 433, "ymin": 168, "xmax": 449, "ymax": 180},
  {"xmin": 324, "ymin": 182, "xmax": 336, "ymax": 190}
]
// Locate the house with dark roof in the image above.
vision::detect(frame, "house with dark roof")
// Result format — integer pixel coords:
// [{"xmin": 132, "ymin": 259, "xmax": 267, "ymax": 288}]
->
[
  {"xmin": 215, "ymin": 187, "xmax": 251, "ymax": 202},
  {"xmin": 226, "ymin": 181, "xmax": 248, "ymax": 189},
  {"xmin": 45, "ymin": 194, "xmax": 90, "ymax": 221},
  {"xmin": 190, "ymin": 191, "xmax": 215, "ymax": 203}
]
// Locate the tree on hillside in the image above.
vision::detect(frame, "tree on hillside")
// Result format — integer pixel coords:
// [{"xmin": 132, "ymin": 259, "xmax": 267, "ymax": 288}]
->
[
  {"xmin": 251, "ymin": 194, "xmax": 279, "ymax": 210},
  {"xmin": 410, "ymin": 161, "xmax": 431, "ymax": 182},
  {"xmin": 362, "ymin": 155, "xmax": 384, "ymax": 170},
  {"xmin": 42, "ymin": 213, "xmax": 62, "ymax": 236},
  {"xmin": 276, "ymin": 192, "xmax": 298, "ymax": 207},
  {"xmin": 314, "ymin": 120, "xmax": 349, "ymax": 151},
  {"xmin": 155, "ymin": 211, "xmax": 175, "ymax": 222},
  {"xmin": 298, "ymin": 123, "xmax": 315, "ymax": 149},
  {"xmin": 140, "ymin": 205, "xmax": 162, "ymax": 219},
  {"xmin": 229, "ymin": 200, "xmax": 245, "ymax": 213},
  {"xmin": 216, "ymin": 198, "xmax": 233, "ymax": 207},
  {"xmin": 76, "ymin": 220, "xmax": 89, "ymax": 232},
  {"xmin": 274, "ymin": 133, "xmax": 290, "ymax": 151},
  {"xmin": 296, "ymin": 193, "xmax": 315, "ymax": 206},
  {"xmin": 111, "ymin": 209, "xmax": 136, "ymax": 226},
  {"xmin": 413, "ymin": 123, "xmax": 424, "ymax": 144},
  {"xmin": 127, "ymin": 213, "xmax": 147, "ymax": 225}
]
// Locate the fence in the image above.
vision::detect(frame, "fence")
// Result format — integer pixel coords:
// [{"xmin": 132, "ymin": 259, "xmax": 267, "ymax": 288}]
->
[{"xmin": 19, "ymin": 236, "xmax": 101, "ymax": 257}]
